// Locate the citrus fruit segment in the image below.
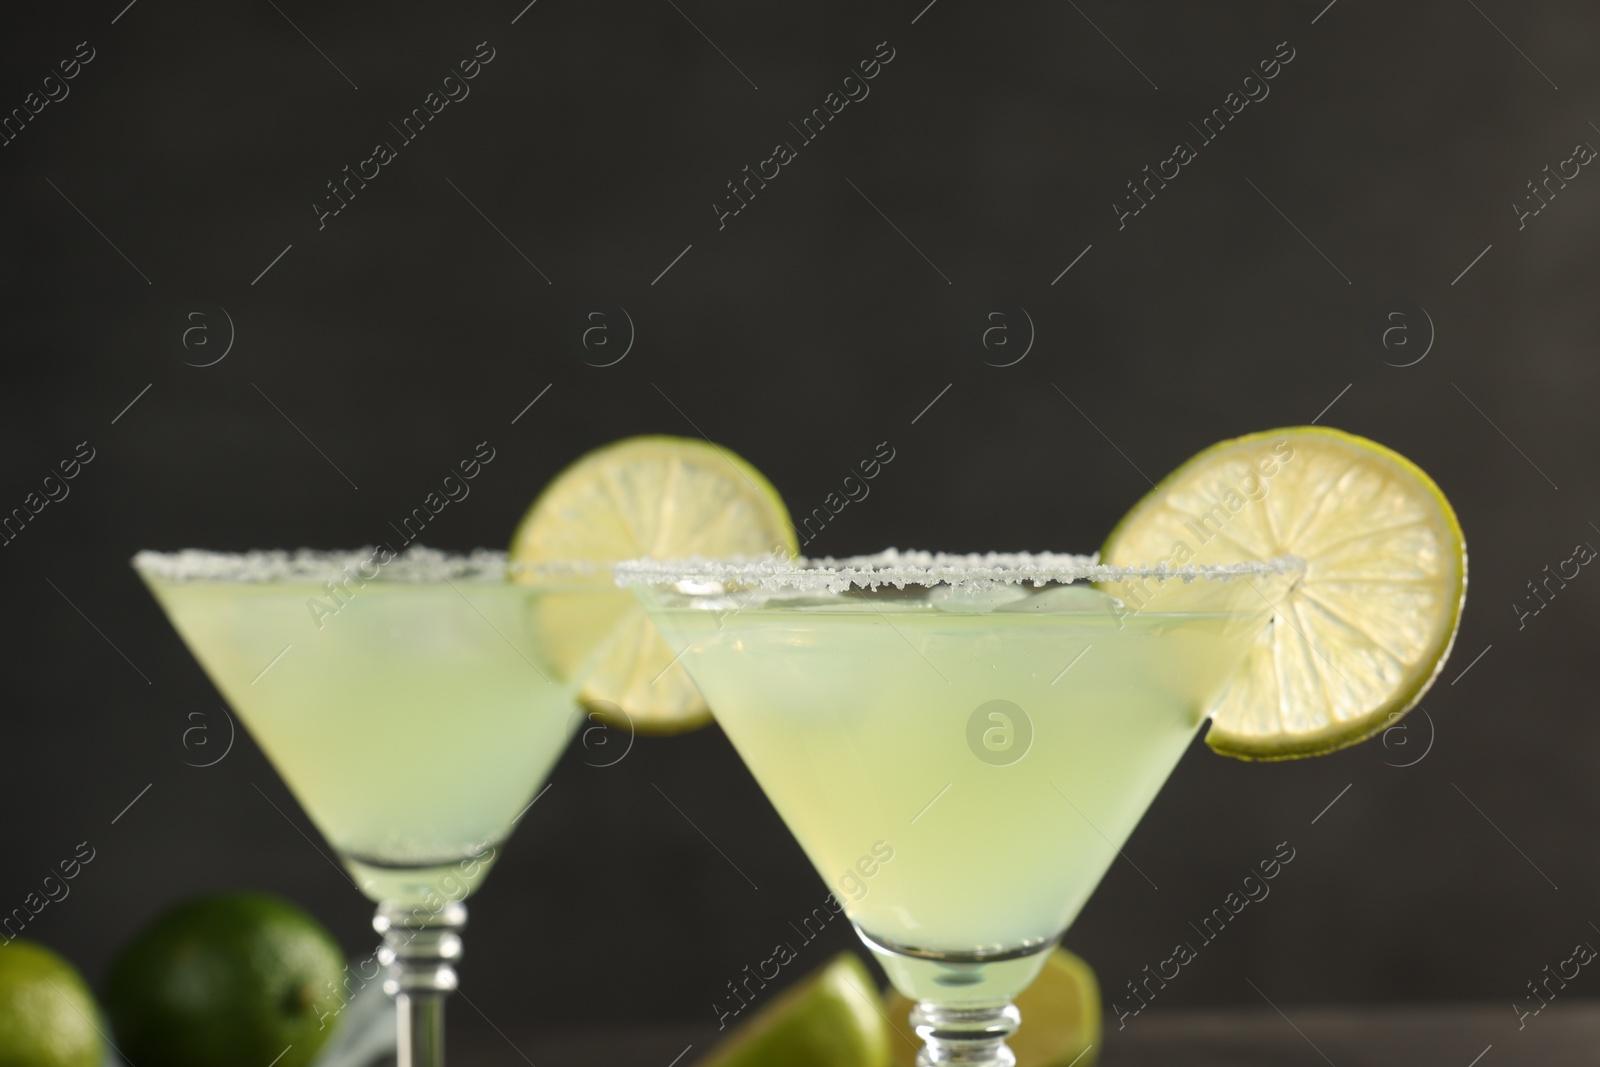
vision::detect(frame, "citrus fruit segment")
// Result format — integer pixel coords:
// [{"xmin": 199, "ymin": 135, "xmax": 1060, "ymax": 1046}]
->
[
  {"xmin": 698, "ymin": 952, "xmax": 890, "ymax": 1067},
  {"xmin": 1100, "ymin": 426, "xmax": 1466, "ymax": 760},
  {"xmin": 886, "ymin": 948, "xmax": 1100, "ymax": 1067},
  {"xmin": 511, "ymin": 435, "xmax": 796, "ymax": 733}
]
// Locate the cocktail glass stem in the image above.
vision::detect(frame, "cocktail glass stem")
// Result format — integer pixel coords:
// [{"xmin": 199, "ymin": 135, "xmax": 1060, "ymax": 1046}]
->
[
  {"xmin": 860, "ymin": 929, "xmax": 1051, "ymax": 1067},
  {"xmin": 375, "ymin": 899, "xmax": 467, "ymax": 1067},
  {"xmin": 911, "ymin": 1001, "xmax": 1021, "ymax": 1066}
]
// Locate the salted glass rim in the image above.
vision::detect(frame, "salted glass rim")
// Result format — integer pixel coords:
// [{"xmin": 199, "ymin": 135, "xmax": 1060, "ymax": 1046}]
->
[
  {"xmin": 131, "ymin": 545, "xmax": 600, "ymax": 584},
  {"xmin": 614, "ymin": 548, "xmax": 1305, "ymax": 594}
]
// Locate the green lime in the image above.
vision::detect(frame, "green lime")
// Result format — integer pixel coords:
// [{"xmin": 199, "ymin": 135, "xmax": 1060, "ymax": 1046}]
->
[
  {"xmin": 105, "ymin": 892, "xmax": 346, "ymax": 1067},
  {"xmin": 1100, "ymin": 426, "xmax": 1466, "ymax": 760},
  {"xmin": 697, "ymin": 952, "xmax": 889, "ymax": 1067},
  {"xmin": 511, "ymin": 435, "xmax": 797, "ymax": 733},
  {"xmin": 886, "ymin": 948, "xmax": 1100, "ymax": 1067},
  {"xmin": 0, "ymin": 940, "xmax": 102, "ymax": 1067}
]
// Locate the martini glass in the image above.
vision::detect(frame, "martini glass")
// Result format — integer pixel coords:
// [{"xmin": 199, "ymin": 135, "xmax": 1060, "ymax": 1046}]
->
[
  {"xmin": 621, "ymin": 550, "xmax": 1295, "ymax": 1067},
  {"xmin": 135, "ymin": 546, "xmax": 624, "ymax": 1067}
]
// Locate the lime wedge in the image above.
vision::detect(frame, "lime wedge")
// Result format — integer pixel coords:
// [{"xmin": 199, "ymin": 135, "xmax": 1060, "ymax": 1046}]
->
[
  {"xmin": 885, "ymin": 948, "xmax": 1099, "ymax": 1067},
  {"xmin": 1101, "ymin": 426, "xmax": 1466, "ymax": 760},
  {"xmin": 511, "ymin": 435, "xmax": 796, "ymax": 733},
  {"xmin": 697, "ymin": 952, "xmax": 890, "ymax": 1067}
]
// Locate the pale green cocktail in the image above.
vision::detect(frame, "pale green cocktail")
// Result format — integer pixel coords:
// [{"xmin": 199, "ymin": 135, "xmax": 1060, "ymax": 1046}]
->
[
  {"xmin": 135, "ymin": 547, "xmax": 618, "ymax": 1067},
  {"xmin": 624, "ymin": 551, "xmax": 1286, "ymax": 1065}
]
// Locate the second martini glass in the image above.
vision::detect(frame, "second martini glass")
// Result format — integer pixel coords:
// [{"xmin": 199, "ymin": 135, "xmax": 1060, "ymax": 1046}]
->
[
  {"xmin": 622, "ymin": 551, "xmax": 1293, "ymax": 1067},
  {"xmin": 136, "ymin": 546, "xmax": 622, "ymax": 1067}
]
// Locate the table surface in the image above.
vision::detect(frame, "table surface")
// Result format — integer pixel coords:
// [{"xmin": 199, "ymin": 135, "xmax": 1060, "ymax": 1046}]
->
[{"xmin": 449, "ymin": 1002, "xmax": 1599, "ymax": 1066}]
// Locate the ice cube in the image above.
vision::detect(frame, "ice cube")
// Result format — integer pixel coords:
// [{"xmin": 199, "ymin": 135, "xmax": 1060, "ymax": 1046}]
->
[
  {"xmin": 995, "ymin": 584, "xmax": 1124, "ymax": 613},
  {"xmin": 930, "ymin": 583, "xmax": 1033, "ymax": 612}
]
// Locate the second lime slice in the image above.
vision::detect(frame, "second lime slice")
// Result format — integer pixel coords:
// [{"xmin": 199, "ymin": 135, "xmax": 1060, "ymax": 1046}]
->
[{"xmin": 511, "ymin": 435, "xmax": 797, "ymax": 732}]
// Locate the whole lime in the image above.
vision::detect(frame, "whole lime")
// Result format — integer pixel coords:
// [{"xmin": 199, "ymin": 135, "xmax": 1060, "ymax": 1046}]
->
[
  {"xmin": 105, "ymin": 892, "xmax": 346, "ymax": 1067},
  {"xmin": 0, "ymin": 940, "xmax": 102, "ymax": 1067}
]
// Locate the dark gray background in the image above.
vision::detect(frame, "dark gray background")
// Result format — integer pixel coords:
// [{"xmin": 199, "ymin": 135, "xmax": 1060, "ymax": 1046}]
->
[{"xmin": 2, "ymin": 0, "xmax": 1595, "ymax": 1049}]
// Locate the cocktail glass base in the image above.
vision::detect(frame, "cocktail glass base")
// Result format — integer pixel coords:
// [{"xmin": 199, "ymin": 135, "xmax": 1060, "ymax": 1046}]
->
[
  {"xmin": 858, "ymin": 928, "xmax": 1056, "ymax": 1067},
  {"xmin": 375, "ymin": 900, "xmax": 467, "ymax": 1067}
]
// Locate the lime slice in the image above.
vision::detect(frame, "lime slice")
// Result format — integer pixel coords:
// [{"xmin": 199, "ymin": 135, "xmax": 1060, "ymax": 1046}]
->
[
  {"xmin": 698, "ymin": 952, "xmax": 889, "ymax": 1067},
  {"xmin": 886, "ymin": 948, "xmax": 1099, "ymax": 1067},
  {"xmin": 511, "ymin": 435, "xmax": 796, "ymax": 733},
  {"xmin": 1101, "ymin": 426, "xmax": 1466, "ymax": 760}
]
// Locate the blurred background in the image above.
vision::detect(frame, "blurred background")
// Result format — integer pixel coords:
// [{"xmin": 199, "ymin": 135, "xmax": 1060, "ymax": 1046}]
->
[{"xmin": 1, "ymin": 0, "xmax": 1596, "ymax": 1052}]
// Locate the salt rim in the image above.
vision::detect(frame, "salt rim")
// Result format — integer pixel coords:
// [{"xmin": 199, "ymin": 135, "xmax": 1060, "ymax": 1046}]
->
[
  {"xmin": 132, "ymin": 546, "xmax": 601, "ymax": 584},
  {"xmin": 614, "ymin": 549, "xmax": 1306, "ymax": 594}
]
